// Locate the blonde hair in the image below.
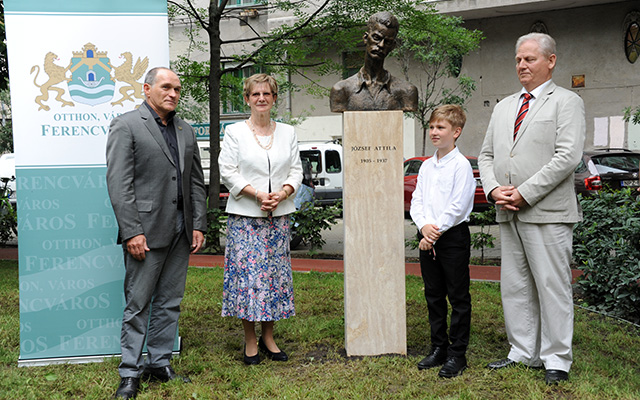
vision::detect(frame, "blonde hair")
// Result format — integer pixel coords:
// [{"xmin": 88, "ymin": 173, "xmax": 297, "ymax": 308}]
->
[
  {"xmin": 429, "ymin": 104, "xmax": 467, "ymax": 130},
  {"xmin": 243, "ymin": 73, "xmax": 278, "ymax": 99}
]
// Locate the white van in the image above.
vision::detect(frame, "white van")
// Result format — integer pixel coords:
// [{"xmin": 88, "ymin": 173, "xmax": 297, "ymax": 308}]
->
[
  {"xmin": 298, "ymin": 141, "xmax": 343, "ymax": 206},
  {"xmin": 197, "ymin": 141, "xmax": 210, "ymax": 186}
]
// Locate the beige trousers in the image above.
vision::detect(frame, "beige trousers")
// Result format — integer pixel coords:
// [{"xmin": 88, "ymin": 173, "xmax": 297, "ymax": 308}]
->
[{"xmin": 499, "ymin": 217, "xmax": 574, "ymax": 372}]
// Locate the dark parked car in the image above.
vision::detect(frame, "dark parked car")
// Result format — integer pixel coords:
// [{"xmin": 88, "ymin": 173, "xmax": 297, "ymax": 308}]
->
[
  {"xmin": 403, "ymin": 156, "xmax": 490, "ymax": 214},
  {"xmin": 575, "ymin": 149, "xmax": 640, "ymax": 196}
]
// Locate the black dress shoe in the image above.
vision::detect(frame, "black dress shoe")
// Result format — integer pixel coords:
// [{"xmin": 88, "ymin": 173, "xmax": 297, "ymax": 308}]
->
[
  {"xmin": 114, "ymin": 377, "xmax": 139, "ymax": 399},
  {"xmin": 259, "ymin": 337, "xmax": 289, "ymax": 361},
  {"xmin": 438, "ymin": 355, "xmax": 468, "ymax": 378},
  {"xmin": 545, "ymin": 369, "xmax": 569, "ymax": 385},
  {"xmin": 417, "ymin": 346, "xmax": 447, "ymax": 370},
  {"xmin": 141, "ymin": 365, "xmax": 191, "ymax": 383},
  {"xmin": 244, "ymin": 345, "xmax": 261, "ymax": 365}
]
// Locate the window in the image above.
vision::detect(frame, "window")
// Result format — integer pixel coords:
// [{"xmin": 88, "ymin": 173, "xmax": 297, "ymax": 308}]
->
[
  {"xmin": 592, "ymin": 154, "xmax": 640, "ymax": 172},
  {"xmin": 221, "ymin": 65, "xmax": 262, "ymax": 115},
  {"xmin": 624, "ymin": 12, "xmax": 640, "ymax": 64},
  {"xmin": 404, "ymin": 159, "xmax": 424, "ymax": 176},
  {"xmin": 529, "ymin": 21, "xmax": 548, "ymax": 34},
  {"xmin": 301, "ymin": 150, "xmax": 321, "ymax": 174},
  {"xmin": 625, "ymin": 21, "xmax": 640, "ymax": 64},
  {"xmin": 225, "ymin": 0, "xmax": 264, "ymax": 7},
  {"xmin": 325, "ymin": 150, "xmax": 342, "ymax": 173}
]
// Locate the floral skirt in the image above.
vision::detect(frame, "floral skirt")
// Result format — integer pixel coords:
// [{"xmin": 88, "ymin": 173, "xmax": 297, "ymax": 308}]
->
[{"xmin": 221, "ymin": 214, "xmax": 295, "ymax": 321}]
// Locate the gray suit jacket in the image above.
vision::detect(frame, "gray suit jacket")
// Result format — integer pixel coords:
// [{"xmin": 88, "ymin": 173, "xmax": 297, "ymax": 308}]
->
[
  {"xmin": 106, "ymin": 103, "xmax": 207, "ymax": 248},
  {"xmin": 478, "ymin": 81, "xmax": 586, "ymax": 224}
]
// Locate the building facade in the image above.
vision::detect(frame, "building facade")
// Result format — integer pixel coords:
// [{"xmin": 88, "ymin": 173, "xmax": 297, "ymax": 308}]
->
[{"xmin": 169, "ymin": 0, "xmax": 640, "ymax": 158}]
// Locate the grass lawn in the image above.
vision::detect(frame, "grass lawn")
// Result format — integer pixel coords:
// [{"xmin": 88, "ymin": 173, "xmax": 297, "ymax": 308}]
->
[{"xmin": 0, "ymin": 259, "xmax": 639, "ymax": 399}]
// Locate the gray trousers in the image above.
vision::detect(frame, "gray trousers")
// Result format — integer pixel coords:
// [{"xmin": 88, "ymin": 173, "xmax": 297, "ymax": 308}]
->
[{"xmin": 118, "ymin": 230, "xmax": 190, "ymax": 378}]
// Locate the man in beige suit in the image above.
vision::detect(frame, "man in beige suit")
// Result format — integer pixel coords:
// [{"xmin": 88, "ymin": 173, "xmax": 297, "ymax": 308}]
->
[{"xmin": 478, "ymin": 33, "xmax": 585, "ymax": 385}]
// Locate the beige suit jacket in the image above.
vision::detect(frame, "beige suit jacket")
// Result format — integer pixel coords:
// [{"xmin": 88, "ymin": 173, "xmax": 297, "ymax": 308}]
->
[{"xmin": 478, "ymin": 81, "xmax": 586, "ymax": 223}]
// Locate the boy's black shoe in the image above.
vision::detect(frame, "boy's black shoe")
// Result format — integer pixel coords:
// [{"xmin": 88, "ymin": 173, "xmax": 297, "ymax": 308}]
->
[
  {"xmin": 438, "ymin": 355, "xmax": 467, "ymax": 378},
  {"xmin": 417, "ymin": 346, "xmax": 447, "ymax": 370}
]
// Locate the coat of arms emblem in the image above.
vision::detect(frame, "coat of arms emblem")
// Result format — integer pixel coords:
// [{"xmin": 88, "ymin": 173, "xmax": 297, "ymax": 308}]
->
[
  {"xmin": 68, "ymin": 43, "xmax": 115, "ymax": 106},
  {"xmin": 31, "ymin": 43, "xmax": 149, "ymax": 110}
]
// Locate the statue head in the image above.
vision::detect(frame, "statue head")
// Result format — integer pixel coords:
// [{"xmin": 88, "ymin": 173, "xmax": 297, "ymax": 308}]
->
[{"xmin": 363, "ymin": 12, "xmax": 399, "ymax": 61}]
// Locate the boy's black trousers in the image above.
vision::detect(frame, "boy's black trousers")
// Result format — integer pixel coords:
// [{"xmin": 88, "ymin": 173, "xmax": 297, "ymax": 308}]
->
[{"xmin": 418, "ymin": 222, "xmax": 471, "ymax": 357}]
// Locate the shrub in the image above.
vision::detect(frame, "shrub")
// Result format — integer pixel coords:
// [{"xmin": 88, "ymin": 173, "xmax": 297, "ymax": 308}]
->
[
  {"xmin": 202, "ymin": 206, "xmax": 227, "ymax": 254},
  {"xmin": 469, "ymin": 207, "xmax": 496, "ymax": 264},
  {"xmin": 573, "ymin": 188, "xmax": 640, "ymax": 323},
  {"xmin": 0, "ymin": 196, "xmax": 16, "ymax": 245},
  {"xmin": 291, "ymin": 200, "xmax": 342, "ymax": 256}
]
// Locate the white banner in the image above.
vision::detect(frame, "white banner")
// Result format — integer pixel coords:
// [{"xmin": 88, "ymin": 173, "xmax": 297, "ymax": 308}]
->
[{"xmin": 5, "ymin": 0, "xmax": 171, "ymax": 365}]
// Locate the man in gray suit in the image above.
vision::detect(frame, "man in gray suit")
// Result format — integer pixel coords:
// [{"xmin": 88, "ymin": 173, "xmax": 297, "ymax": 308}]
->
[
  {"xmin": 106, "ymin": 67, "xmax": 207, "ymax": 399},
  {"xmin": 478, "ymin": 33, "xmax": 585, "ymax": 385}
]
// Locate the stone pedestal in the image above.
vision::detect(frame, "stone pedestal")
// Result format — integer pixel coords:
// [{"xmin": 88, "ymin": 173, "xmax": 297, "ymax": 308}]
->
[{"xmin": 342, "ymin": 110, "xmax": 407, "ymax": 356}]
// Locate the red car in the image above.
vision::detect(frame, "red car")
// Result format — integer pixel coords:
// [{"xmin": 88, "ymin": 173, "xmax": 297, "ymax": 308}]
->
[{"xmin": 403, "ymin": 156, "xmax": 490, "ymax": 213}]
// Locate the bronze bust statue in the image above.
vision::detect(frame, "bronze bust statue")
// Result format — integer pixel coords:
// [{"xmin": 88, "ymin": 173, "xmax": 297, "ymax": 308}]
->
[{"xmin": 330, "ymin": 12, "xmax": 418, "ymax": 113}]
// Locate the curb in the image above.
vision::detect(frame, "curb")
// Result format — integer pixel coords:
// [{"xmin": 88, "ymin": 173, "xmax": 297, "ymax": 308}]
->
[
  {"xmin": 1, "ymin": 248, "xmax": 582, "ymax": 283},
  {"xmin": 190, "ymin": 254, "xmax": 505, "ymax": 281}
]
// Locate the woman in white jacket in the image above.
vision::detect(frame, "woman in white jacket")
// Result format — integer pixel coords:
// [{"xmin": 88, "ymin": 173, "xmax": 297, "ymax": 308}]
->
[{"xmin": 218, "ymin": 73, "xmax": 303, "ymax": 365}]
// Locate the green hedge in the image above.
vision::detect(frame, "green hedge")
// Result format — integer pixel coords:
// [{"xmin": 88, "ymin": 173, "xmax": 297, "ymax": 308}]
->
[{"xmin": 573, "ymin": 188, "xmax": 640, "ymax": 323}]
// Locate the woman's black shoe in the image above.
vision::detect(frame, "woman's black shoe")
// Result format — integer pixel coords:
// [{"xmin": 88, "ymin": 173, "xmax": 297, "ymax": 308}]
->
[
  {"xmin": 259, "ymin": 337, "xmax": 289, "ymax": 361},
  {"xmin": 243, "ymin": 345, "xmax": 261, "ymax": 365}
]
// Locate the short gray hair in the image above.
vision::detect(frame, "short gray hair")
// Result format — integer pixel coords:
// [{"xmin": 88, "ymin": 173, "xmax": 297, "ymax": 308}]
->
[
  {"xmin": 144, "ymin": 67, "xmax": 173, "ymax": 86},
  {"xmin": 516, "ymin": 33, "xmax": 556, "ymax": 57}
]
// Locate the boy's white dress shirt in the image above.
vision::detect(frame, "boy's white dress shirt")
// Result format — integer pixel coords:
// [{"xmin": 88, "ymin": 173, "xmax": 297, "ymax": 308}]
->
[{"xmin": 410, "ymin": 147, "xmax": 476, "ymax": 234}]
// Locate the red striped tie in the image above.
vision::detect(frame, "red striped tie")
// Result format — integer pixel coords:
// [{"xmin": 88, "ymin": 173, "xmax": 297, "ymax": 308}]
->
[{"xmin": 514, "ymin": 93, "xmax": 532, "ymax": 139}]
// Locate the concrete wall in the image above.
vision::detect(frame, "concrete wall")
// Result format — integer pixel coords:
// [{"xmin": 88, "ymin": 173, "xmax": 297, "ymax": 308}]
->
[
  {"xmin": 168, "ymin": 1, "xmax": 640, "ymax": 158},
  {"xmin": 445, "ymin": 1, "xmax": 640, "ymax": 156}
]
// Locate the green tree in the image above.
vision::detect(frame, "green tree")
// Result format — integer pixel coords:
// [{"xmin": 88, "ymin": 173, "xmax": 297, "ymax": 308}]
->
[
  {"xmin": 0, "ymin": 1, "xmax": 12, "ymax": 153},
  {"xmin": 624, "ymin": 105, "xmax": 640, "ymax": 125},
  {"xmin": 168, "ymin": 0, "xmax": 482, "ymax": 251},
  {"xmin": 169, "ymin": 0, "xmax": 339, "ymax": 252},
  {"xmin": 0, "ymin": 1, "xmax": 9, "ymax": 91},
  {"xmin": 0, "ymin": 88, "xmax": 13, "ymax": 154},
  {"xmin": 395, "ymin": 7, "xmax": 483, "ymax": 155}
]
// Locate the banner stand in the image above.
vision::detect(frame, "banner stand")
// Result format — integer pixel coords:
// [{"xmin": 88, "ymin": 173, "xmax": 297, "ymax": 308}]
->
[
  {"xmin": 18, "ymin": 339, "xmax": 181, "ymax": 367},
  {"xmin": 5, "ymin": 0, "xmax": 175, "ymax": 365}
]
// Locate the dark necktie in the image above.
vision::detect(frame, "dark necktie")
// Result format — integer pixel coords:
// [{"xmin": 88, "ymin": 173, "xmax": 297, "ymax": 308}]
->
[{"xmin": 514, "ymin": 92, "xmax": 532, "ymax": 139}]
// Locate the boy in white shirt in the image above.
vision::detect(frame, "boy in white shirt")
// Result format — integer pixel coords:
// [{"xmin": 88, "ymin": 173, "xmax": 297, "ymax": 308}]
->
[{"xmin": 410, "ymin": 104, "xmax": 476, "ymax": 378}]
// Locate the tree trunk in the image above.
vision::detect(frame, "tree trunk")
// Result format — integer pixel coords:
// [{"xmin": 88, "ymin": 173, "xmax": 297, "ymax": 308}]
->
[
  {"xmin": 203, "ymin": 0, "xmax": 223, "ymax": 253},
  {"xmin": 421, "ymin": 125, "xmax": 428, "ymax": 157}
]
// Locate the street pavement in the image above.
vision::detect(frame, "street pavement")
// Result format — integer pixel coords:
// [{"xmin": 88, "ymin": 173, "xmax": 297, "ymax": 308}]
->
[
  {"xmin": 0, "ymin": 220, "xmax": 582, "ymax": 282},
  {"xmin": 290, "ymin": 217, "xmax": 502, "ymax": 262}
]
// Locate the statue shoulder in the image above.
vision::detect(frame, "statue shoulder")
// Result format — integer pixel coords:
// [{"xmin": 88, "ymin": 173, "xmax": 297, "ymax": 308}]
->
[
  {"xmin": 389, "ymin": 75, "xmax": 419, "ymax": 112},
  {"xmin": 331, "ymin": 74, "xmax": 358, "ymax": 93},
  {"xmin": 330, "ymin": 75, "xmax": 359, "ymax": 112}
]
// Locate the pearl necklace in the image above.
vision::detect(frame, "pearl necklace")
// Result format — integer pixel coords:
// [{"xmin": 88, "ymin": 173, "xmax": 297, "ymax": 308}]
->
[{"xmin": 247, "ymin": 119, "xmax": 275, "ymax": 150}]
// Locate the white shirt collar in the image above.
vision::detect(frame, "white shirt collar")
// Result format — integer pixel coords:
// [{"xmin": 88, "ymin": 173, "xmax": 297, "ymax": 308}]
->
[
  {"xmin": 520, "ymin": 79, "xmax": 551, "ymax": 99},
  {"xmin": 432, "ymin": 146, "xmax": 459, "ymax": 165}
]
